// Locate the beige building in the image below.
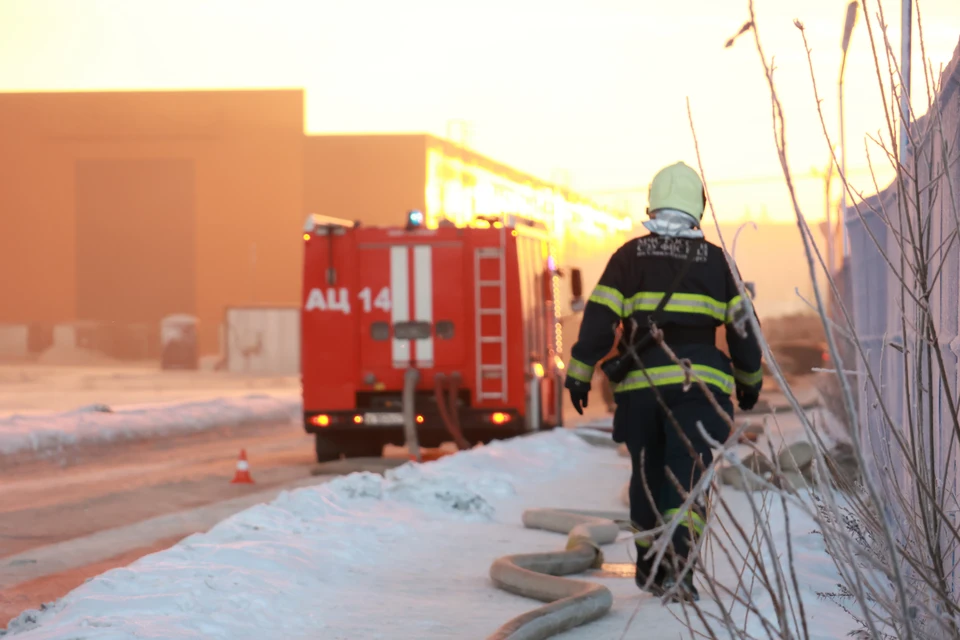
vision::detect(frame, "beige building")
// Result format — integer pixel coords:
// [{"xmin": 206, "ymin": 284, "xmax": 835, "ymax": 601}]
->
[{"xmin": 0, "ymin": 93, "xmax": 631, "ymax": 362}]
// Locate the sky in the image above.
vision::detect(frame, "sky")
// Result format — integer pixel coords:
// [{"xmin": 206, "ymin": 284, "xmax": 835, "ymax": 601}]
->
[{"xmin": 1, "ymin": 0, "xmax": 958, "ymax": 227}]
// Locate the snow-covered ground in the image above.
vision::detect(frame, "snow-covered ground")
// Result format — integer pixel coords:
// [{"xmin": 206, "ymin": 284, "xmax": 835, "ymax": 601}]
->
[
  {"xmin": 0, "ymin": 365, "xmax": 298, "ymax": 416},
  {"xmin": 0, "ymin": 395, "xmax": 301, "ymax": 459},
  {"xmin": 0, "ymin": 364, "xmax": 300, "ymax": 459},
  {"xmin": 3, "ymin": 428, "xmax": 854, "ymax": 639}
]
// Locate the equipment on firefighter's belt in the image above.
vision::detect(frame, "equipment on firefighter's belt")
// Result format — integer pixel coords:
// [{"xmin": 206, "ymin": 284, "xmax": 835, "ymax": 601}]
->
[{"xmin": 600, "ymin": 240, "xmax": 700, "ymax": 385}]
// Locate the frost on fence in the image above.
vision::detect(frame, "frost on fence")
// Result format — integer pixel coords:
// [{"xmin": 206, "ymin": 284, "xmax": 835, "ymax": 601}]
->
[{"xmin": 847, "ymin": 44, "xmax": 960, "ymax": 594}]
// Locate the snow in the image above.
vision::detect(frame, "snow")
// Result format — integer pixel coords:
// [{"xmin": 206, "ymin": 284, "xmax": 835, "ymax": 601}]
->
[
  {"xmin": 0, "ymin": 364, "xmax": 300, "ymax": 459},
  {"xmin": 0, "ymin": 395, "xmax": 301, "ymax": 459},
  {"xmin": 0, "ymin": 365, "xmax": 298, "ymax": 416},
  {"xmin": 3, "ymin": 428, "xmax": 856, "ymax": 639}
]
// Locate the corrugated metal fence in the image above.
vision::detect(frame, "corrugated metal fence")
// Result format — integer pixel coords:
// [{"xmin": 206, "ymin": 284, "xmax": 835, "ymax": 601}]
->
[{"xmin": 846, "ymin": 42, "xmax": 960, "ymax": 575}]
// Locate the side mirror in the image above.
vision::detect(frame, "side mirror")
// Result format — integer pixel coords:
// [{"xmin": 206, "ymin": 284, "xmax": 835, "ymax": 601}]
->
[
  {"xmin": 571, "ymin": 268, "xmax": 583, "ymax": 299},
  {"xmin": 745, "ymin": 282, "xmax": 756, "ymax": 299}
]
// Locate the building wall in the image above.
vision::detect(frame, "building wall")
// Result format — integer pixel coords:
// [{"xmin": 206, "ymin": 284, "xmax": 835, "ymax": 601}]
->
[
  {"xmin": 303, "ymin": 134, "xmax": 427, "ymax": 227},
  {"xmin": 74, "ymin": 157, "xmax": 197, "ymax": 325},
  {"xmin": 0, "ymin": 90, "xmax": 305, "ymax": 356},
  {"xmin": 419, "ymin": 135, "xmax": 632, "ymax": 317},
  {"xmin": 0, "ymin": 94, "xmax": 630, "ymax": 363}
]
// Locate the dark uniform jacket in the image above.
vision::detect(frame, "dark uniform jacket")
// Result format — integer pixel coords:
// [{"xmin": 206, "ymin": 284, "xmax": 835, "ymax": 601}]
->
[{"xmin": 565, "ymin": 233, "xmax": 763, "ymax": 398}]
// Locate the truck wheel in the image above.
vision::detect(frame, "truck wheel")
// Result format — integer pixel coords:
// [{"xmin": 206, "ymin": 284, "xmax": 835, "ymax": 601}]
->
[
  {"xmin": 340, "ymin": 434, "xmax": 385, "ymax": 458},
  {"xmin": 314, "ymin": 434, "xmax": 343, "ymax": 463}
]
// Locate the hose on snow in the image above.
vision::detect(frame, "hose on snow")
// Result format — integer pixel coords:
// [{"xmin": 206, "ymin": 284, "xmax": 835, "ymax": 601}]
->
[
  {"xmin": 434, "ymin": 372, "xmax": 471, "ymax": 451},
  {"xmin": 485, "ymin": 411, "xmax": 784, "ymax": 638},
  {"xmin": 485, "ymin": 430, "xmax": 635, "ymax": 640},
  {"xmin": 486, "ymin": 508, "xmax": 632, "ymax": 640},
  {"xmin": 402, "ymin": 368, "xmax": 422, "ymax": 462}
]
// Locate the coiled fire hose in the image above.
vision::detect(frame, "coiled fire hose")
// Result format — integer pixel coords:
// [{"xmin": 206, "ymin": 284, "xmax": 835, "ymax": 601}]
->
[
  {"xmin": 486, "ymin": 434, "xmax": 633, "ymax": 640},
  {"xmin": 487, "ymin": 508, "xmax": 633, "ymax": 640}
]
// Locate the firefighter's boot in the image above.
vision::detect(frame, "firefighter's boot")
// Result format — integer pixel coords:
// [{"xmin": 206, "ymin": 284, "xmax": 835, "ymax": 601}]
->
[
  {"xmin": 661, "ymin": 568, "xmax": 700, "ymax": 603},
  {"xmin": 634, "ymin": 541, "xmax": 667, "ymax": 596}
]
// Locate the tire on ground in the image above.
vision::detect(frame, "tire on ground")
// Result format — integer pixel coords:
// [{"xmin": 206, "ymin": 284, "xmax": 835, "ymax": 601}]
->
[
  {"xmin": 314, "ymin": 433, "xmax": 385, "ymax": 462},
  {"xmin": 314, "ymin": 433, "xmax": 342, "ymax": 463}
]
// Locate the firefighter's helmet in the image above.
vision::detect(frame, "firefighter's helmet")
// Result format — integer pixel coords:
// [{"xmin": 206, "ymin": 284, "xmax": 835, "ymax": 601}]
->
[{"xmin": 648, "ymin": 162, "xmax": 705, "ymax": 222}]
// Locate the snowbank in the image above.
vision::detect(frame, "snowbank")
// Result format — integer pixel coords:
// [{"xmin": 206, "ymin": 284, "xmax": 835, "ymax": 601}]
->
[
  {"xmin": 0, "ymin": 364, "xmax": 299, "ymax": 416},
  {"xmin": 0, "ymin": 394, "xmax": 301, "ymax": 459},
  {"xmin": 4, "ymin": 429, "xmax": 854, "ymax": 639}
]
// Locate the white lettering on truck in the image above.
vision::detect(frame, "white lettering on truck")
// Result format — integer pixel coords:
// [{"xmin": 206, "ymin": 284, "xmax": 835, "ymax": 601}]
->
[
  {"xmin": 305, "ymin": 287, "xmax": 390, "ymax": 314},
  {"xmin": 358, "ymin": 286, "xmax": 391, "ymax": 312},
  {"xmin": 304, "ymin": 288, "xmax": 351, "ymax": 314}
]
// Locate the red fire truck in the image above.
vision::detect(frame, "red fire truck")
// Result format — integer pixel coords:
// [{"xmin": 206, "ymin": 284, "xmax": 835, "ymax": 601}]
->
[{"xmin": 300, "ymin": 211, "xmax": 584, "ymax": 461}]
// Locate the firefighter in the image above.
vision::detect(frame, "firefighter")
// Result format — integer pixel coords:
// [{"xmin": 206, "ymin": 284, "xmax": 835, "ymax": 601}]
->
[{"xmin": 564, "ymin": 161, "xmax": 762, "ymax": 602}]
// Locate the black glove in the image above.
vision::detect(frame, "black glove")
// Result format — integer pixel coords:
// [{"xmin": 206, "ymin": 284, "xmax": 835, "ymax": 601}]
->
[
  {"xmin": 565, "ymin": 375, "xmax": 591, "ymax": 415},
  {"xmin": 736, "ymin": 385, "xmax": 760, "ymax": 412},
  {"xmin": 569, "ymin": 387, "xmax": 589, "ymax": 415}
]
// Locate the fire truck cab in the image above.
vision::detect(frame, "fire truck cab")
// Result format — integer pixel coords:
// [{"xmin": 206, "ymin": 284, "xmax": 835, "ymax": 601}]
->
[{"xmin": 300, "ymin": 211, "xmax": 582, "ymax": 461}]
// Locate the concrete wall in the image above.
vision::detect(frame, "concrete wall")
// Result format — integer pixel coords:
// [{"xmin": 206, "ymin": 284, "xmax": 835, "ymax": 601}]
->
[
  {"xmin": 0, "ymin": 90, "xmax": 305, "ymax": 356},
  {"xmin": 303, "ymin": 134, "xmax": 427, "ymax": 227}
]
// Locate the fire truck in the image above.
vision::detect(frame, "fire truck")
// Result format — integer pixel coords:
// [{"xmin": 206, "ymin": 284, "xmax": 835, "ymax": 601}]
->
[{"xmin": 300, "ymin": 211, "xmax": 585, "ymax": 461}]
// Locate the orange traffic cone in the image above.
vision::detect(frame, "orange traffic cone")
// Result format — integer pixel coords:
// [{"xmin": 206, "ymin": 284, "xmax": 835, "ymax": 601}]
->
[{"xmin": 230, "ymin": 449, "xmax": 255, "ymax": 484}]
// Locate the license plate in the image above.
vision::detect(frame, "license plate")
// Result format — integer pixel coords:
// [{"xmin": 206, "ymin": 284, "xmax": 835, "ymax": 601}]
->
[{"xmin": 363, "ymin": 412, "xmax": 404, "ymax": 426}]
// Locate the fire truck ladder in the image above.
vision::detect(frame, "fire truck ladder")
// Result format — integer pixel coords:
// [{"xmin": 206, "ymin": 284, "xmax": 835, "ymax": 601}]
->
[{"xmin": 475, "ymin": 225, "xmax": 508, "ymax": 403}]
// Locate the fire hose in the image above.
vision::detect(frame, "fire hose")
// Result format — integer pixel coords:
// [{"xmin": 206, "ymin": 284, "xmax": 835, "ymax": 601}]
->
[
  {"xmin": 435, "ymin": 372, "xmax": 471, "ymax": 451},
  {"xmin": 487, "ymin": 508, "xmax": 633, "ymax": 640},
  {"xmin": 404, "ymin": 376, "xmax": 637, "ymax": 638},
  {"xmin": 485, "ymin": 421, "xmax": 778, "ymax": 638},
  {"xmin": 402, "ymin": 368, "xmax": 422, "ymax": 462},
  {"xmin": 484, "ymin": 433, "xmax": 635, "ymax": 640},
  {"xmin": 402, "ymin": 369, "xmax": 472, "ymax": 461}
]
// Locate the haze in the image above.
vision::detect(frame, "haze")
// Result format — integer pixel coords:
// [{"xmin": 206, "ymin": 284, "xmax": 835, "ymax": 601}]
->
[{"xmin": 2, "ymin": 0, "xmax": 958, "ymax": 225}]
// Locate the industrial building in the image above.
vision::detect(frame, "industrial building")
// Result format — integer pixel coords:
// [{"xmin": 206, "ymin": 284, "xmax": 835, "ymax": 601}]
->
[
  {"xmin": 0, "ymin": 89, "xmax": 631, "ymax": 366},
  {"xmin": 0, "ymin": 89, "xmax": 305, "ymax": 361}
]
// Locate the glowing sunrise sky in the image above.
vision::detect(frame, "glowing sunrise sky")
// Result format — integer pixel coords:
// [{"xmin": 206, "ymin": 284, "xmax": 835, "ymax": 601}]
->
[{"xmin": 1, "ymin": 0, "xmax": 958, "ymax": 226}]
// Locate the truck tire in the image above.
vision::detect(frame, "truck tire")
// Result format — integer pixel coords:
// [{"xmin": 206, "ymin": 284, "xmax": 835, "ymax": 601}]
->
[
  {"xmin": 314, "ymin": 433, "xmax": 385, "ymax": 462},
  {"xmin": 341, "ymin": 433, "xmax": 386, "ymax": 458},
  {"xmin": 314, "ymin": 433, "xmax": 342, "ymax": 463}
]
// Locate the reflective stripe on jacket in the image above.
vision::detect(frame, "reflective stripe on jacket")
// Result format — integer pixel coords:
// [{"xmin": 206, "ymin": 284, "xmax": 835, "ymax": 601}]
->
[{"xmin": 564, "ymin": 233, "xmax": 763, "ymax": 396}]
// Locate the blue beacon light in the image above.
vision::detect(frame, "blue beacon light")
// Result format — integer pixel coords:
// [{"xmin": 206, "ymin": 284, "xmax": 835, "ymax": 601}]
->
[{"xmin": 406, "ymin": 210, "xmax": 425, "ymax": 229}]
